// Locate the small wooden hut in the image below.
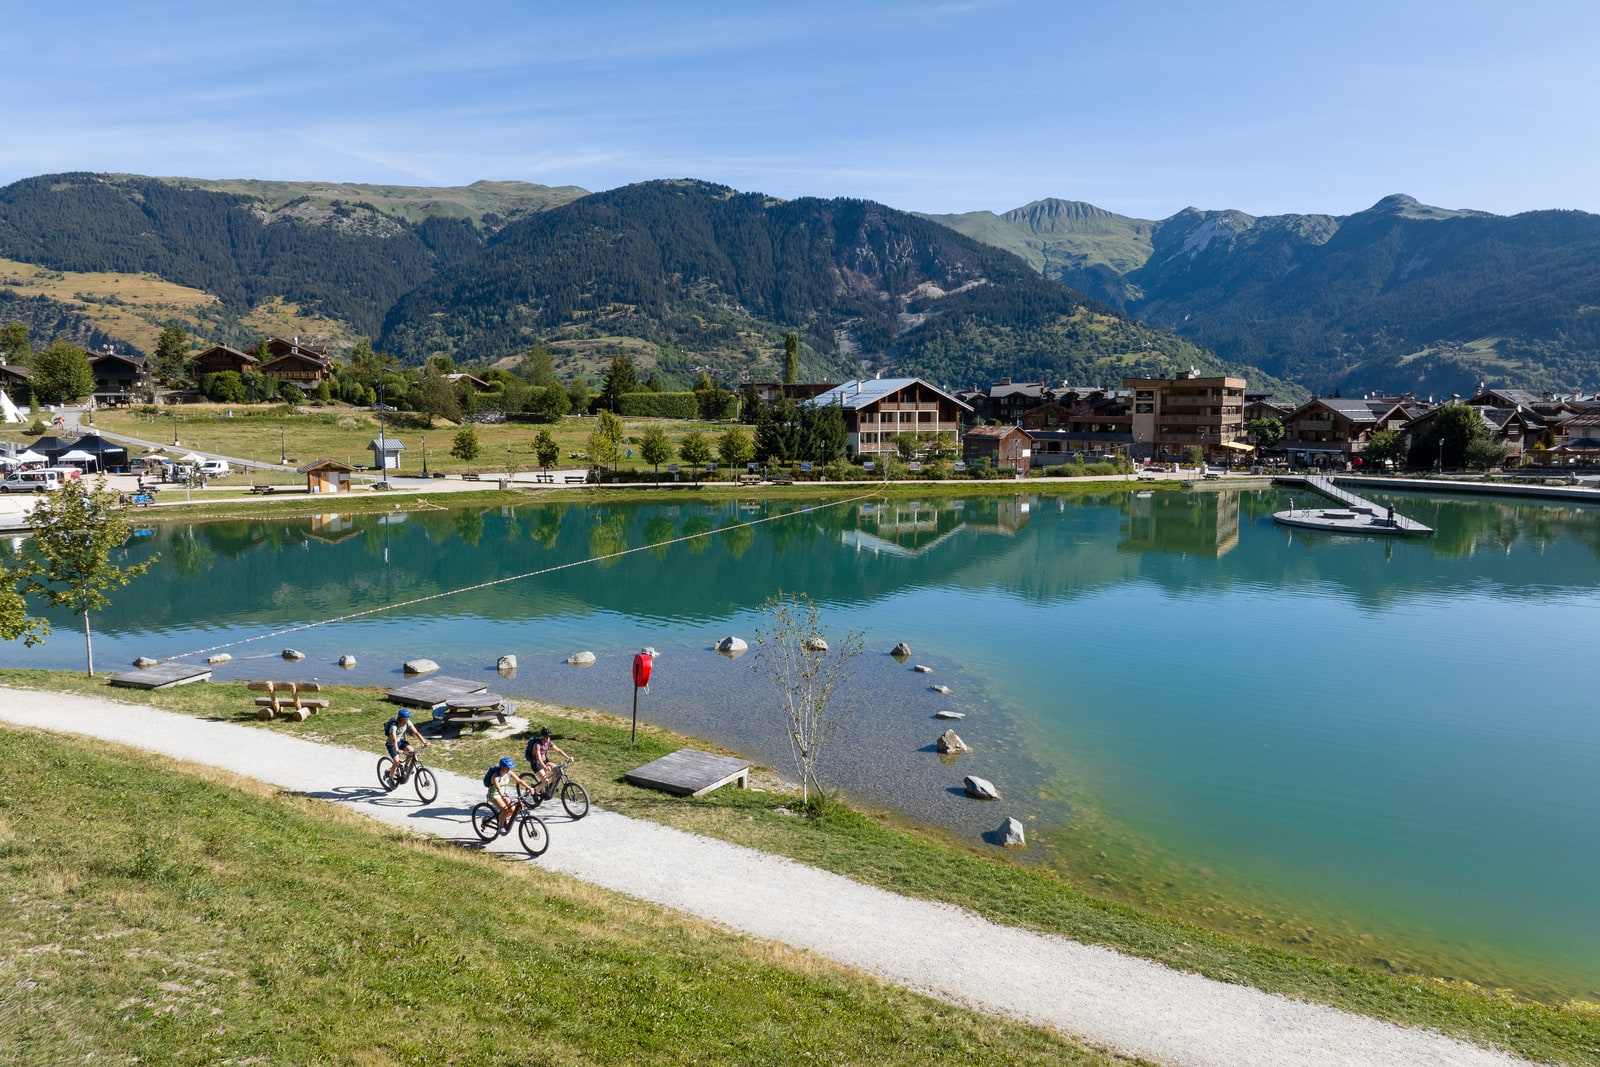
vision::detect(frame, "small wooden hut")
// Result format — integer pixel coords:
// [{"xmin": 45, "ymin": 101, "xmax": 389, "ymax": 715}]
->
[{"xmin": 298, "ymin": 458, "xmax": 355, "ymax": 494}]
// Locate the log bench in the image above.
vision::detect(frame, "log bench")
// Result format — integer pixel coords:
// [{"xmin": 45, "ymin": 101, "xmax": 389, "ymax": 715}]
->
[
  {"xmin": 249, "ymin": 679, "xmax": 329, "ymax": 721},
  {"xmin": 461, "ymin": 473, "xmax": 481, "ymax": 482},
  {"xmin": 249, "ymin": 484, "xmax": 278, "ymax": 495}
]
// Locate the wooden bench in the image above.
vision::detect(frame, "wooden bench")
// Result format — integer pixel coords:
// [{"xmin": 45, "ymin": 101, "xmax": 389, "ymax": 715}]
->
[
  {"xmin": 461, "ymin": 473, "xmax": 481, "ymax": 482},
  {"xmin": 772, "ymin": 477, "xmax": 794, "ymax": 486},
  {"xmin": 738, "ymin": 474, "xmax": 763, "ymax": 486},
  {"xmin": 564, "ymin": 474, "xmax": 586, "ymax": 483},
  {"xmin": 249, "ymin": 484, "xmax": 277, "ymax": 495},
  {"xmin": 130, "ymin": 492, "xmax": 156, "ymax": 507},
  {"xmin": 534, "ymin": 472, "xmax": 554, "ymax": 483},
  {"xmin": 249, "ymin": 680, "xmax": 329, "ymax": 721}
]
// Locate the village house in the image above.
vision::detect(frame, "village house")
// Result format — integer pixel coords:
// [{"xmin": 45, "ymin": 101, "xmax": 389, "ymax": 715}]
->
[
  {"xmin": 192, "ymin": 344, "xmax": 257, "ymax": 378},
  {"xmin": 1281, "ymin": 396, "xmax": 1421, "ymax": 464},
  {"xmin": 258, "ymin": 337, "xmax": 335, "ymax": 385},
  {"xmin": 804, "ymin": 378, "xmax": 972, "ymax": 458},
  {"xmin": 1021, "ymin": 391, "xmax": 1131, "ymax": 461},
  {"xmin": 1124, "ymin": 373, "xmax": 1247, "ymax": 463},
  {"xmin": 962, "ymin": 424, "xmax": 1033, "ymax": 474},
  {"xmin": 0, "ymin": 359, "xmax": 33, "ymax": 401},
  {"xmin": 89, "ymin": 350, "xmax": 147, "ymax": 406},
  {"xmin": 959, "ymin": 379, "xmax": 1054, "ymax": 424}
]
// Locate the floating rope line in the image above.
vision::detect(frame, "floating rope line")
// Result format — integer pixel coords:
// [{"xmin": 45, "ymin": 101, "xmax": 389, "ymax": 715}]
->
[{"xmin": 161, "ymin": 487, "xmax": 884, "ymax": 663}]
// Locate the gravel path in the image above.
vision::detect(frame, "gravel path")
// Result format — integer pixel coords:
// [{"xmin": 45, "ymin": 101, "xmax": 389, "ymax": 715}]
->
[{"xmin": 0, "ymin": 687, "xmax": 1522, "ymax": 1067}]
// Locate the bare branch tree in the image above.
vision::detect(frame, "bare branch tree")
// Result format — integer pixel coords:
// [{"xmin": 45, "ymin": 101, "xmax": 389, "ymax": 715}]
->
[{"xmin": 751, "ymin": 591, "xmax": 864, "ymax": 805}]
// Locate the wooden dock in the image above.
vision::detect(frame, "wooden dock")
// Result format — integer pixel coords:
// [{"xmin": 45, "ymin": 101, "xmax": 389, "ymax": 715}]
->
[
  {"xmin": 108, "ymin": 663, "xmax": 213, "ymax": 690},
  {"xmin": 384, "ymin": 676, "xmax": 488, "ymax": 710},
  {"xmin": 626, "ymin": 749, "xmax": 751, "ymax": 797},
  {"xmin": 1272, "ymin": 475, "xmax": 1433, "ymax": 536}
]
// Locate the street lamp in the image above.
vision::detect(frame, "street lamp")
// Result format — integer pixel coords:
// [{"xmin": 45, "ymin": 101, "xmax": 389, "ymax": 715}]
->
[
  {"xmin": 171, "ymin": 410, "xmax": 179, "ymax": 446},
  {"xmin": 421, "ymin": 433, "xmax": 428, "ymax": 476},
  {"xmin": 1437, "ymin": 435, "xmax": 1445, "ymax": 473},
  {"xmin": 280, "ymin": 424, "xmax": 286, "ymax": 464}
]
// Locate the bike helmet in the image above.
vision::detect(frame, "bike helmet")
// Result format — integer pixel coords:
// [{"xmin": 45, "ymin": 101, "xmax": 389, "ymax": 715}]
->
[
  {"xmin": 499, "ymin": 757, "xmax": 515, "ymax": 770},
  {"xmin": 397, "ymin": 708, "xmax": 412, "ymax": 719},
  {"xmin": 539, "ymin": 726, "xmax": 551, "ymax": 738}
]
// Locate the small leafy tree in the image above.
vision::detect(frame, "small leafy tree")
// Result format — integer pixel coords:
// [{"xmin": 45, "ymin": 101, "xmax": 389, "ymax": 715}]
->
[
  {"xmin": 1245, "ymin": 416, "xmax": 1285, "ymax": 449},
  {"xmin": 31, "ymin": 340, "xmax": 95, "ymax": 404},
  {"xmin": 639, "ymin": 424, "xmax": 673, "ymax": 479},
  {"xmin": 566, "ymin": 376, "xmax": 593, "ymax": 414},
  {"xmin": 678, "ymin": 430, "xmax": 712, "ymax": 485},
  {"xmin": 451, "ymin": 426, "xmax": 481, "ymax": 463},
  {"xmin": 1464, "ymin": 436, "xmax": 1509, "ymax": 470},
  {"xmin": 0, "ymin": 322, "xmax": 29, "ymax": 365},
  {"xmin": 1363, "ymin": 427, "xmax": 1405, "ymax": 466},
  {"xmin": 534, "ymin": 429, "xmax": 560, "ymax": 473},
  {"xmin": 587, "ymin": 411, "xmax": 624, "ymax": 475},
  {"xmin": 892, "ymin": 431, "xmax": 922, "ymax": 461},
  {"xmin": 718, "ymin": 425, "xmax": 755, "ymax": 471},
  {"xmin": 20, "ymin": 479, "xmax": 156, "ymax": 675},
  {"xmin": 751, "ymin": 592, "xmax": 864, "ymax": 806},
  {"xmin": 528, "ymin": 383, "xmax": 571, "ymax": 422}
]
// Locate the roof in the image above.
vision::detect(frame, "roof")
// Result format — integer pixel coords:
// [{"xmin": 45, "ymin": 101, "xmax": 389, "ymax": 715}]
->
[
  {"xmin": 195, "ymin": 344, "xmax": 256, "ymax": 364},
  {"xmin": 805, "ymin": 378, "xmax": 973, "ymax": 413},
  {"xmin": 368, "ymin": 438, "xmax": 406, "ymax": 451},
  {"xmin": 90, "ymin": 352, "xmax": 145, "ymax": 368},
  {"xmin": 297, "ymin": 458, "xmax": 356, "ymax": 474},
  {"xmin": 963, "ymin": 425, "xmax": 1032, "ymax": 440}
]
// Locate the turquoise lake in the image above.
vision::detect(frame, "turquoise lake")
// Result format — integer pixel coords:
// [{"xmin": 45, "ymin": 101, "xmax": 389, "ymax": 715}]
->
[{"xmin": 8, "ymin": 486, "xmax": 1600, "ymax": 1001}]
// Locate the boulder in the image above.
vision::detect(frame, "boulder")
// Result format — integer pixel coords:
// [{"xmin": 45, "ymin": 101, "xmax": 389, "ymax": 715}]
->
[
  {"xmin": 997, "ymin": 817, "xmax": 1026, "ymax": 847},
  {"xmin": 715, "ymin": 635, "xmax": 748, "ymax": 654},
  {"xmin": 803, "ymin": 637, "xmax": 828, "ymax": 652},
  {"xmin": 929, "ymin": 684, "xmax": 952, "ymax": 694},
  {"xmin": 403, "ymin": 658, "xmax": 440, "ymax": 675},
  {"xmin": 890, "ymin": 642, "xmax": 912, "ymax": 658},
  {"xmin": 281, "ymin": 648, "xmax": 305, "ymax": 661},
  {"xmin": 567, "ymin": 651, "xmax": 597, "ymax": 667},
  {"xmin": 338, "ymin": 654, "xmax": 358, "ymax": 668},
  {"xmin": 207, "ymin": 653, "xmax": 232, "ymax": 665},
  {"xmin": 913, "ymin": 664, "xmax": 933, "ymax": 674},
  {"xmin": 963, "ymin": 775, "xmax": 1001, "ymax": 800},
  {"xmin": 497, "ymin": 654, "xmax": 518, "ymax": 672},
  {"xmin": 935, "ymin": 710, "xmax": 965, "ymax": 720},
  {"xmin": 132, "ymin": 656, "xmax": 158, "ymax": 668},
  {"xmin": 936, "ymin": 730, "xmax": 970, "ymax": 754}
]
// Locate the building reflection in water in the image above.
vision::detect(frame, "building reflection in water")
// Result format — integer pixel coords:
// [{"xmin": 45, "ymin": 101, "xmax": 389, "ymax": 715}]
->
[
  {"xmin": 1121, "ymin": 489, "xmax": 1241, "ymax": 558},
  {"xmin": 841, "ymin": 496, "xmax": 1031, "ymax": 558}
]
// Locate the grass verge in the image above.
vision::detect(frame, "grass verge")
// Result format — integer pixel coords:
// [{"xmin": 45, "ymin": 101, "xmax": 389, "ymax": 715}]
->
[
  {"xmin": 4, "ymin": 670, "xmax": 1596, "ymax": 1065},
  {"xmin": 0, "ymin": 727, "xmax": 1132, "ymax": 1066}
]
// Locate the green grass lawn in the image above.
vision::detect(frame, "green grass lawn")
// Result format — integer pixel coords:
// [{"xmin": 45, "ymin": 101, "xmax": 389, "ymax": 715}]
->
[
  {"xmin": 0, "ymin": 727, "xmax": 1121, "ymax": 1066},
  {"xmin": 3, "ymin": 670, "xmax": 1595, "ymax": 1065}
]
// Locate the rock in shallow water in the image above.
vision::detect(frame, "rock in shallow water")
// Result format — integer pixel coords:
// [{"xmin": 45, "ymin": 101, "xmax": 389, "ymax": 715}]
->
[
  {"xmin": 935, "ymin": 710, "xmax": 965, "ymax": 720},
  {"xmin": 998, "ymin": 817, "xmax": 1026, "ymax": 847},
  {"xmin": 803, "ymin": 637, "xmax": 828, "ymax": 652},
  {"xmin": 567, "ymin": 651, "xmax": 597, "ymax": 667},
  {"xmin": 282, "ymin": 648, "xmax": 305, "ymax": 661},
  {"xmin": 207, "ymin": 653, "xmax": 232, "ymax": 665},
  {"xmin": 497, "ymin": 654, "xmax": 517, "ymax": 672},
  {"xmin": 403, "ymin": 658, "xmax": 440, "ymax": 675},
  {"xmin": 913, "ymin": 664, "xmax": 933, "ymax": 674},
  {"xmin": 936, "ymin": 730, "xmax": 970, "ymax": 754},
  {"xmin": 338, "ymin": 654, "xmax": 357, "ymax": 668},
  {"xmin": 963, "ymin": 775, "xmax": 1001, "ymax": 800},
  {"xmin": 715, "ymin": 636, "xmax": 747, "ymax": 653},
  {"xmin": 929, "ymin": 684, "xmax": 952, "ymax": 694},
  {"xmin": 132, "ymin": 656, "xmax": 158, "ymax": 668},
  {"xmin": 890, "ymin": 642, "xmax": 911, "ymax": 658}
]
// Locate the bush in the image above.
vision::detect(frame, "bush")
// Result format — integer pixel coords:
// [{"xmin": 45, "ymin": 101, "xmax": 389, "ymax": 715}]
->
[{"xmin": 618, "ymin": 391, "xmax": 701, "ymax": 419}]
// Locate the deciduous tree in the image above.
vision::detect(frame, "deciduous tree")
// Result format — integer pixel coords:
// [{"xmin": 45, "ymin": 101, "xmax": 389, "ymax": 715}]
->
[
  {"xmin": 751, "ymin": 592, "xmax": 864, "ymax": 805},
  {"xmin": 451, "ymin": 426, "xmax": 481, "ymax": 462},
  {"xmin": 30, "ymin": 341, "xmax": 95, "ymax": 404},
  {"xmin": 534, "ymin": 429, "xmax": 560, "ymax": 473},
  {"xmin": 20, "ymin": 479, "xmax": 156, "ymax": 675},
  {"xmin": 678, "ymin": 430, "xmax": 712, "ymax": 484},
  {"xmin": 639, "ymin": 424, "xmax": 673, "ymax": 479},
  {"xmin": 718, "ymin": 425, "xmax": 755, "ymax": 470}
]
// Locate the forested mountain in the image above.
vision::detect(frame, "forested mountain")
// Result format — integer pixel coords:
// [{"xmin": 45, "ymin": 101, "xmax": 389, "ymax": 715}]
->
[
  {"xmin": 933, "ymin": 194, "xmax": 1600, "ymax": 396},
  {"xmin": 381, "ymin": 179, "xmax": 1233, "ymax": 388},
  {"xmin": 0, "ymin": 172, "xmax": 1260, "ymax": 392}
]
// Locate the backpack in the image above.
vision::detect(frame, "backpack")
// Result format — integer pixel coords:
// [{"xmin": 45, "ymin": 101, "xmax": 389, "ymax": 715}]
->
[{"xmin": 383, "ymin": 717, "xmax": 403, "ymax": 739}]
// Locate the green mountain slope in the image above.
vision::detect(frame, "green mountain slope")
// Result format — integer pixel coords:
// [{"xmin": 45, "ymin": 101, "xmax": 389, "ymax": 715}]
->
[
  {"xmin": 934, "ymin": 192, "xmax": 1600, "ymax": 396},
  {"xmin": 381, "ymin": 179, "xmax": 1250, "ymax": 390},
  {"xmin": 158, "ymin": 176, "xmax": 589, "ymax": 229}
]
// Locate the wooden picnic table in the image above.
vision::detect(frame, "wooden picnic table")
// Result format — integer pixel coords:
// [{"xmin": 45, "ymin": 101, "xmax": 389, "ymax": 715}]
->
[
  {"xmin": 440, "ymin": 693, "xmax": 511, "ymax": 728},
  {"xmin": 249, "ymin": 484, "xmax": 278, "ymax": 495}
]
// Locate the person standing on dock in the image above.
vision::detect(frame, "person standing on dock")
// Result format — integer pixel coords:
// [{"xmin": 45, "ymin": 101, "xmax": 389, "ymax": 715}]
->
[{"xmin": 1387, "ymin": 505, "xmax": 1396, "ymax": 527}]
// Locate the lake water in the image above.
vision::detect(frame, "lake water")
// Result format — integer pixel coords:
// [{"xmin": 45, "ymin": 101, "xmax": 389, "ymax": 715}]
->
[{"xmin": 8, "ymin": 487, "xmax": 1600, "ymax": 1002}]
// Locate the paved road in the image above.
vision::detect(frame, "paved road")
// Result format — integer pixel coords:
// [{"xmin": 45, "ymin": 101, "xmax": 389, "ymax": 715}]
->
[{"xmin": 0, "ymin": 688, "xmax": 1521, "ymax": 1067}]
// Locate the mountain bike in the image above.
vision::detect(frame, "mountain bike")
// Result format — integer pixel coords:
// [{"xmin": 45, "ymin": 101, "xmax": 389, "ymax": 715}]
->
[
  {"xmin": 522, "ymin": 758, "xmax": 589, "ymax": 819},
  {"xmin": 377, "ymin": 749, "xmax": 439, "ymax": 804},
  {"xmin": 469, "ymin": 793, "xmax": 551, "ymax": 857}
]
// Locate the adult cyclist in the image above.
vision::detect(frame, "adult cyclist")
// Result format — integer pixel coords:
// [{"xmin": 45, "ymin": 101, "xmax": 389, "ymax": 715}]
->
[
  {"xmin": 383, "ymin": 708, "xmax": 430, "ymax": 778},
  {"xmin": 524, "ymin": 726, "xmax": 572, "ymax": 797},
  {"xmin": 483, "ymin": 757, "xmax": 532, "ymax": 833}
]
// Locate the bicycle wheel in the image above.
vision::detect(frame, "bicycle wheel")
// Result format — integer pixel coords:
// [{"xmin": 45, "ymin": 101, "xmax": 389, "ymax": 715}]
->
[
  {"xmin": 414, "ymin": 767, "xmax": 438, "ymax": 805},
  {"xmin": 376, "ymin": 757, "xmax": 398, "ymax": 792},
  {"xmin": 469, "ymin": 802, "xmax": 500, "ymax": 842},
  {"xmin": 560, "ymin": 780, "xmax": 590, "ymax": 820},
  {"xmin": 517, "ymin": 813, "xmax": 550, "ymax": 857}
]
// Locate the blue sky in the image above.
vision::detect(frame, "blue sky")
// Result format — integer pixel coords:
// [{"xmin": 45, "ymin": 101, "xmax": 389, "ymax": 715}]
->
[{"xmin": 6, "ymin": 0, "xmax": 1598, "ymax": 219}]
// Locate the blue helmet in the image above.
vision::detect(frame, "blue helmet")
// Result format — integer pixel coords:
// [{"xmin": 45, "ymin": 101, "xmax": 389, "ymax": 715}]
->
[
  {"xmin": 499, "ymin": 757, "xmax": 515, "ymax": 770},
  {"xmin": 398, "ymin": 708, "xmax": 412, "ymax": 719}
]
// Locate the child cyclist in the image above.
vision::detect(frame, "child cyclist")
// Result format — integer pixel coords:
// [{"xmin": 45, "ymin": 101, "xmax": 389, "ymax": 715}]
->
[
  {"xmin": 524, "ymin": 726, "xmax": 572, "ymax": 797},
  {"xmin": 383, "ymin": 708, "xmax": 430, "ymax": 779},
  {"xmin": 483, "ymin": 757, "xmax": 532, "ymax": 833}
]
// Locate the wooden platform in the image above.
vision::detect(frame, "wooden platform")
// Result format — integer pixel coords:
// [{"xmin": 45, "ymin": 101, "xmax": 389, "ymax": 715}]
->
[
  {"xmin": 108, "ymin": 663, "xmax": 213, "ymax": 690},
  {"xmin": 625, "ymin": 749, "xmax": 750, "ymax": 797},
  {"xmin": 1272, "ymin": 475, "xmax": 1433, "ymax": 536},
  {"xmin": 384, "ymin": 676, "xmax": 488, "ymax": 709}
]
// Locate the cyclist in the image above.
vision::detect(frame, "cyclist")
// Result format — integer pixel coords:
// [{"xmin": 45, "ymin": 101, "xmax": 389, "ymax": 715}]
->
[
  {"xmin": 383, "ymin": 708, "xmax": 430, "ymax": 779},
  {"xmin": 484, "ymin": 756, "xmax": 532, "ymax": 833},
  {"xmin": 524, "ymin": 726, "xmax": 572, "ymax": 797}
]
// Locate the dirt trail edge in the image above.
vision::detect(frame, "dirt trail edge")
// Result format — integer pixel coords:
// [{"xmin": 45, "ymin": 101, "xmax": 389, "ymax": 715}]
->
[{"xmin": 0, "ymin": 688, "xmax": 1520, "ymax": 1067}]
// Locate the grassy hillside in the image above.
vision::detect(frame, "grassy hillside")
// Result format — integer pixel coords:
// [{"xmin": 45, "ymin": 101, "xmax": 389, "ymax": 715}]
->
[
  {"xmin": 160, "ymin": 175, "xmax": 590, "ymax": 229},
  {"xmin": 0, "ymin": 727, "xmax": 1108, "ymax": 1066}
]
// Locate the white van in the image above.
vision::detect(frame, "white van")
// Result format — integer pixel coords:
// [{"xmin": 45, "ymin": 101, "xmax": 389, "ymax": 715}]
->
[
  {"xmin": 0, "ymin": 469, "xmax": 63, "ymax": 493},
  {"xmin": 199, "ymin": 459, "xmax": 231, "ymax": 477}
]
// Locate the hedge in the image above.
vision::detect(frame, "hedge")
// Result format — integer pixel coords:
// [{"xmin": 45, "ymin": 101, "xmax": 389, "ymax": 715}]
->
[{"xmin": 618, "ymin": 391, "xmax": 740, "ymax": 420}]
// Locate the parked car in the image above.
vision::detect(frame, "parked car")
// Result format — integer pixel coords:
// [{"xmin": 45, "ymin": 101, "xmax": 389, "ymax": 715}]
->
[
  {"xmin": 199, "ymin": 459, "xmax": 231, "ymax": 477},
  {"xmin": 0, "ymin": 469, "xmax": 64, "ymax": 492}
]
